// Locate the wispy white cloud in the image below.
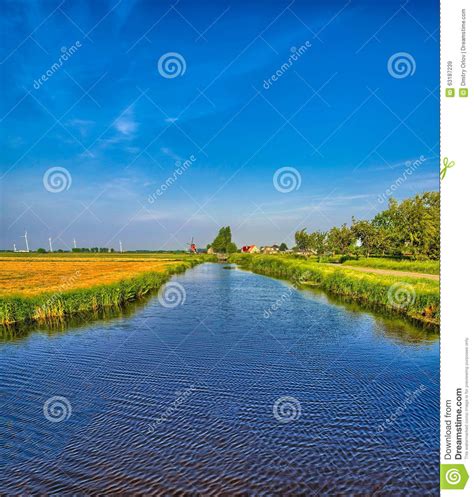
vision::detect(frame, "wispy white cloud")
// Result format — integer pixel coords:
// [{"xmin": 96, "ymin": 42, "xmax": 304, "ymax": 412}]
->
[
  {"xmin": 68, "ymin": 118, "xmax": 95, "ymax": 138},
  {"xmin": 364, "ymin": 155, "xmax": 437, "ymax": 172},
  {"xmin": 114, "ymin": 107, "xmax": 137, "ymax": 136},
  {"xmin": 96, "ymin": 107, "xmax": 139, "ymax": 149},
  {"xmin": 160, "ymin": 147, "xmax": 181, "ymax": 161},
  {"xmin": 133, "ymin": 211, "xmax": 173, "ymax": 222}
]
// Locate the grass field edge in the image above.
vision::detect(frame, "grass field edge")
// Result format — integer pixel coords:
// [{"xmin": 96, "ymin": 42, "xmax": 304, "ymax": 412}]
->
[
  {"xmin": 228, "ymin": 254, "xmax": 440, "ymax": 327},
  {"xmin": 0, "ymin": 256, "xmax": 214, "ymax": 326}
]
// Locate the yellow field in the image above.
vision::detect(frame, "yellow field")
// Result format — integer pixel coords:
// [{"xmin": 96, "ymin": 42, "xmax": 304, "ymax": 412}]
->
[{"xmin": 0, "ymin": 253, "xmax": 192, "ymax": 297}]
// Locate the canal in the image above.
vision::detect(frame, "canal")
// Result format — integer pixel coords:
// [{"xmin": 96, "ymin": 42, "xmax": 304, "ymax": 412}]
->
[{"xmin": 0, "ymin": 263, "xmax": 439, "ymax": 494}]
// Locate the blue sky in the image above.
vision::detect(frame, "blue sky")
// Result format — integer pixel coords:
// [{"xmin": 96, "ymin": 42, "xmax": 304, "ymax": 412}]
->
[{"xmin": 0, "ymin": 0, "xmax": 439, "ymax": 250}]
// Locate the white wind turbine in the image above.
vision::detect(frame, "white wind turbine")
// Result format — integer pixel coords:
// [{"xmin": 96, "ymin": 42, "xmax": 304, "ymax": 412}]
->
[
  {"xmin": 49, "ymin": 237, "xmax": 53, "ymax": 252},
  {"xmin": 73, "ymin": 238, "xmax": 77, "ymax": 249},
  {"xmin": 23, "ymin": 231, "xmax": 29, "ymax": 252},
  {"xmin": 119, "ymin": 240, "xmax": 123, "ymax": 253}
]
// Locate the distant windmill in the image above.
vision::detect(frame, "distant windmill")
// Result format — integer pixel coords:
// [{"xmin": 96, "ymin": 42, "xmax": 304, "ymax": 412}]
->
[
  {"xmin": 119, "ymin": 240, "xmax": 123, "ymax": 253},
  {"xmin": 186, "ymin": 237, "xmax": 197, "ymax": 254},
  {"xmin": 73, "ymin": 238, "xmax": 77, "ymax": 249},
  {"xmin": 49, "ymin": 237, "xmax": 53, "ymax": 252},
  {"xmin": 23, "ymin": 231, "xmax": 29, "ymax": 252},
  {"xmin": 13, "ymin": 243, "xmax": 17, "ymax": 252}
]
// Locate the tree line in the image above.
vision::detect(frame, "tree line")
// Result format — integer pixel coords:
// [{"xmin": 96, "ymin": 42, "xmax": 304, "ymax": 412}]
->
[{"xmin": 295, "ymin": 192, "xmax": 440, "ymax": 260}]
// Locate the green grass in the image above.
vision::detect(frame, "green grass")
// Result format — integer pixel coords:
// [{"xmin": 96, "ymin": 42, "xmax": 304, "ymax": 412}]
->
[
  {"xmin": 0, "ymin": 256, "xmax": 212, "ymax": 326},
  {"xmin": 229, "ymin": 254, "xmax": 439, "ymax": 326},
  {"xmin": 341, "ymin": 257, "xmax": 439, "ymax": 274}
]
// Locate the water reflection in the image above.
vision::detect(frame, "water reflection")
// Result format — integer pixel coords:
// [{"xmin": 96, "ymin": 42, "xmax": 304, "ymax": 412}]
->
[{"xmin": 299, "ymin": 285, "xmax": 439, "ymax": 345}]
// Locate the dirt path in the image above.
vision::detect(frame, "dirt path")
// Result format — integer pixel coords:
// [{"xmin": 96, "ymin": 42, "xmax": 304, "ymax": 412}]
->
[{"xmin": 335, "ymin": 264, "xmax": 440, "ymax": 281}]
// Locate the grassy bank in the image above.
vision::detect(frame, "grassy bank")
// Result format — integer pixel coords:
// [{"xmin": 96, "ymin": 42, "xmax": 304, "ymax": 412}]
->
[
  {"xmin": 341, "ymin": 257, "xmax": 439, "ymax": 275},
  {"xmin": 229, "ymin": 254, "xmax": 439, "ymax": 327},
  {"xmin": 0, "ymin": 256, "xmax": 212, "ymax": 326}
]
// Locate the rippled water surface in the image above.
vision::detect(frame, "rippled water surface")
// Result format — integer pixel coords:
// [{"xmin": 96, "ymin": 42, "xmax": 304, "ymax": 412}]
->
[{"xmin": 0, "ymin": 264, "xmax": 439, "ymax": 495}]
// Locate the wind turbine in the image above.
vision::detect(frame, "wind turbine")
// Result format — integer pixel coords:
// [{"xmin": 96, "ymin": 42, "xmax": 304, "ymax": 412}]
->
[
  {"xmin": 23, "ymin": 231, "xmax": 29, "ymax": 252},
  {"xmin": 73, "ymin": 238, "xmax": 77, "ymax": 249},
  {"xmin": 13, "ymin": 243, "xmax": 17, "ymax": 252},
  {"xmin": 49, "ymin": 237, "xmax": 53, "ymax": 252},
  {"xmin": 119, "ymin": 240, "xmax": 123, "ymax": 253}
]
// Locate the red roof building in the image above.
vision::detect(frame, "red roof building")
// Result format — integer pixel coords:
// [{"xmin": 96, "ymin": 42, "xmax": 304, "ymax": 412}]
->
[{"xmin": 241, "ymin": 245, "xmax": 259, "ymax": 253}]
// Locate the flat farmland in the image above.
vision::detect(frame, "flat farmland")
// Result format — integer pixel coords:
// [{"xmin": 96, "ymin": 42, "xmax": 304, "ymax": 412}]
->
[{"xmin": 0, "ymin": 253, "xmax": 193, "ymax": 297}]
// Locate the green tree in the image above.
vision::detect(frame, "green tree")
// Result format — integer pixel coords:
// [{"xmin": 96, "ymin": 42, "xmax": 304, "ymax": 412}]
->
[
  {"xmin": 279, "ymin": 242, "xmax": 288, "ymax": 252},
  {"xmin": 37, "ymin": 248, "xmax": 46, "ymax": 253},
  {"xmin": 397, "ymin": 192, "xmax": 440, "ymax": 259},
  {"xmin": 326, "ymin": 224, "xmax": 354, "ymax": 255},
  {"xmin": 292, "ymin": 192, "xmax": 439, "ymax": 260},
  {"xmin": 295, "ymin": 229, "xmax": 326, "ymax": 254},
  {"xmin": 295, "ymin": 229, "xmax": 311, "ymax": 251},
  {"xmin": 372, "ymin": 198, "xmax": 401, "ymax": 255},
  {"xmin": 226, "ymin": 242, "xmax": 238, "ymax": 254},
  {"xmin": 211, "ymin": 226, "xmax": 234, "ymax": 253},
  {"xmin": 371, "ymin": 193, "xmax": 440, "ymax": 259},
  {"xmin": 351, "ymin": 218, "xmax": 377, "ymax": 257},
  {"xmin": 310, "ymin": 230, "xmax": 326, "ymax": 255}
]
